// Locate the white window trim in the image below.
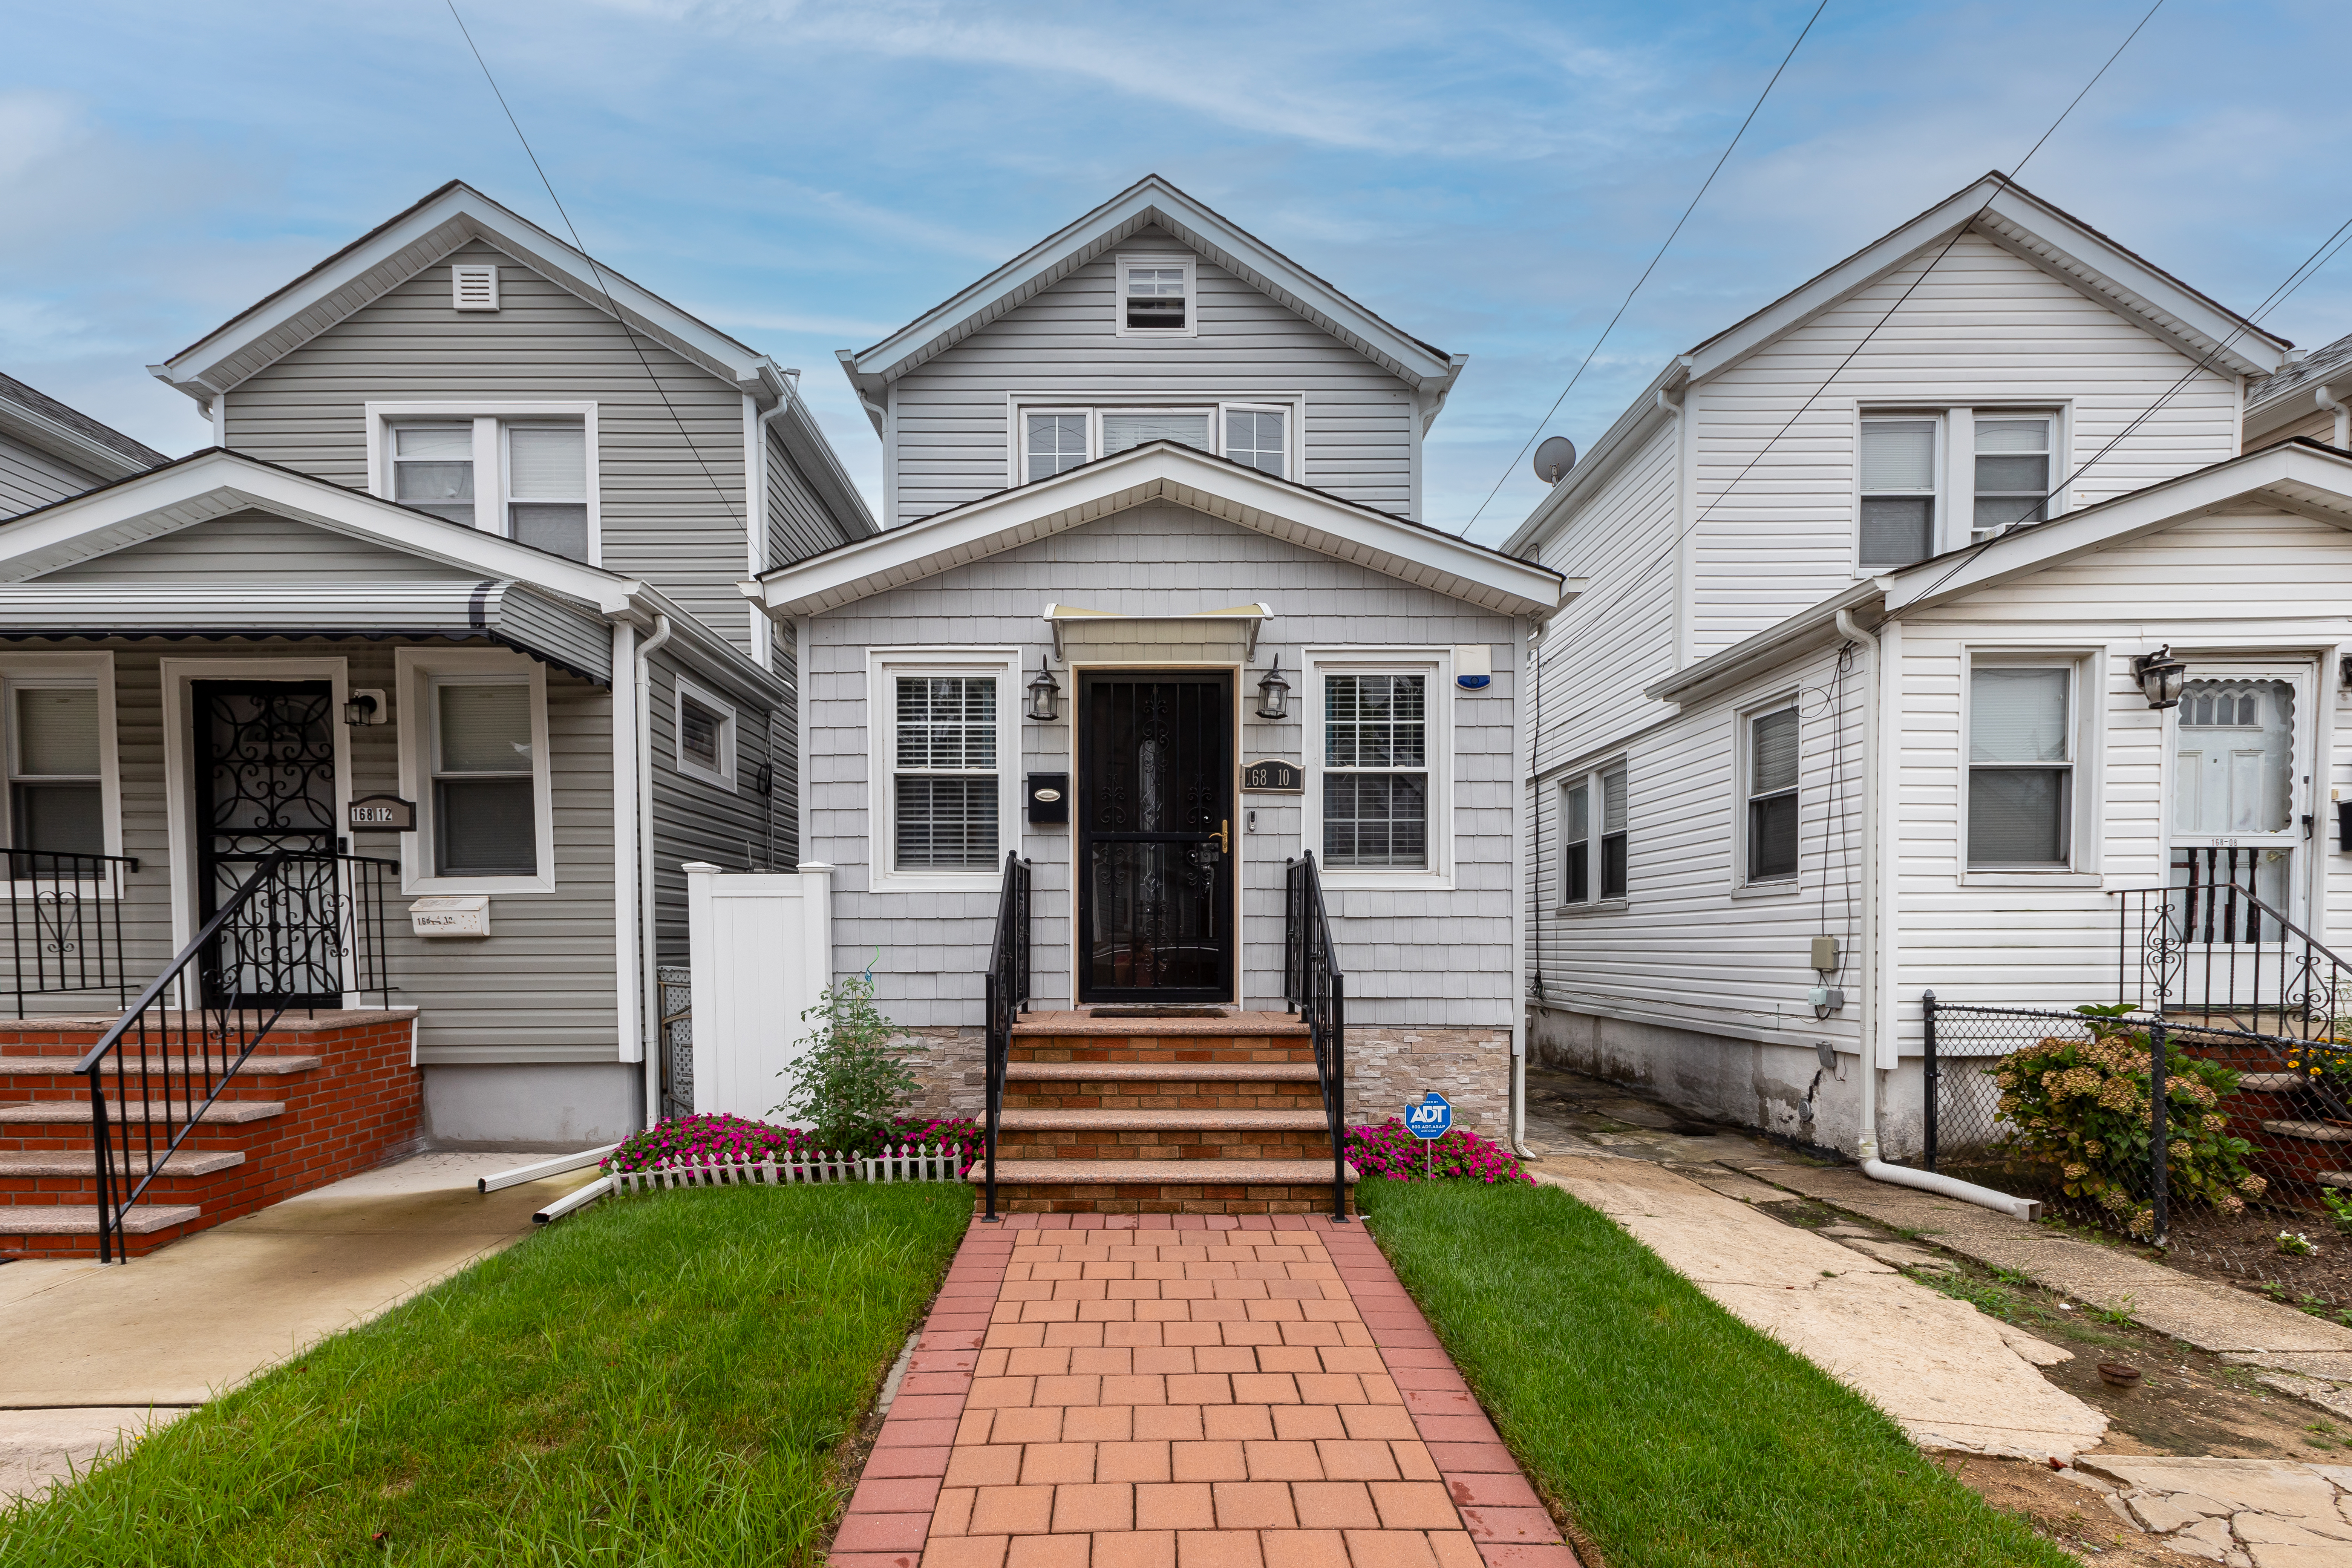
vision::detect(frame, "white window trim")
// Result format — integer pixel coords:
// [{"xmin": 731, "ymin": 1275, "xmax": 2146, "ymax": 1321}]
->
[
  {"xmin": 1553, "ymin": 757, "xmax": 1628, "ymax": 913},
  {"xmin": 0, "ymin": 651, "xmax": 122, "ymax": 894},
  {"xmin": 1006, "ymin": 394, "xmax": 1306, "ymax": 489},
  {"xmin": 1959, "ymin": 648, "xmax": 2099, "ymax": 879},
  {"xmin": 1736, "ymin": 694, "xmax": 1802, "ymax": 892},
  {"xmin": 867, "ymin": 647, "xmax": 1022, "ymax": 894},
  {"xmin": 395, "ymin": 647, "xmax": 557, "ymax": 895},
  {"xmin": 364, "ymin": 401, "xmax": 600, "ymax": 564},
  {"xmin": 1303, "ymin": 648, "xmax": 1452, "ymax": 890},
  {"xmin": 1113, "ymin": 252, "xmax": 1198, "ymax": 339},
  {"xmin": 1851, "ymin": 403, "xmax": 2074, "ymax": 574},
  {"xmin": 674, "ymin": 677, "xmax": 738, "ymax": 792}
]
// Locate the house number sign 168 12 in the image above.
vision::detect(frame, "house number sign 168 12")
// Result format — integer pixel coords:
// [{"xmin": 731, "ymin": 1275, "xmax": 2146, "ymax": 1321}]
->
[{"xmin": 347, "ymin": 794, "xmax": 416, "ymax": 832}]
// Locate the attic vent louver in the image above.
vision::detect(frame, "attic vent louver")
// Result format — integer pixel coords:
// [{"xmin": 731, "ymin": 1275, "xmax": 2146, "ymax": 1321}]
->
[{"xmin": 452, "ymin": 264, "xmax": 500, "ymax": 312}]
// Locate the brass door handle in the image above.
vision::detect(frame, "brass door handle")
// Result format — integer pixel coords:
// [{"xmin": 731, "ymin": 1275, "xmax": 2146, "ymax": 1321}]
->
[{"xmin": 1213, "ymin": 819, "xmax": 1230, "ymax": 854}]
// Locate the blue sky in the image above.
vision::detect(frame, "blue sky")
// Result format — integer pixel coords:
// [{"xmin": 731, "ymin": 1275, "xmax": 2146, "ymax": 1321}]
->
[{"xmin": 6, "ymin": 0, "xmax": 2350, "ymax": 544}]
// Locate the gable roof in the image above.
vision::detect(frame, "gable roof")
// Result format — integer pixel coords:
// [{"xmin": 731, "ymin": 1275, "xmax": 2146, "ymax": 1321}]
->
[
  {"xmin": 753, "ymin": 438, "xmax": 1567, "ymax": 620},
  {"xmin": 2246, "ymin": 329, "xmax": 2352, "ymax": 439},
  {"xmin": 0, "ymin": 447, "xmax": 787, "ymax": 708},
  {"xmin": 0, "ymin": 372, "xmax": 168, "ymax": 481},
  {"xmin": 1507, "ymin": 172, "xmax": 2293, "ymax": 558},
  {"xmin": 836, "ymin": 175, "xmax": 1466, "ymax": 429},
  {"xmin": 1647, "ymin": 440, "xmax": 2352, "ymax": 703}
]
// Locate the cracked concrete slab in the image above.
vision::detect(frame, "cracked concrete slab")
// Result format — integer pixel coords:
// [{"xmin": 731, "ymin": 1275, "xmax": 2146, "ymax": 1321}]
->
[{"xmin": 1536, "ymin": 1155, "xmax": 2110, "ymax": 1461}]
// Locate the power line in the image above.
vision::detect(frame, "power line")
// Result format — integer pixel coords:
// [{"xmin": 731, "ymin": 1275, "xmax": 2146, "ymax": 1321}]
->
[
  {"xmin": 1459, "ymin": 0, "xmax": 1830, "ymax": 538},
  {"xmin": 444, "ymin": 0, "xmax": 749, "ymax": 540}
]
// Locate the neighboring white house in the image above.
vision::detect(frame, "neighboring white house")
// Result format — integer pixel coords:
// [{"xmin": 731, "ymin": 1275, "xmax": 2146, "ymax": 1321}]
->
[
  {"xmin": 1505, "ymin": 172, "xmax": 2328, "ymax": 1157},
  {"xmin": 753, "ymin": 177, "xmax": 1567, "ymax": 1202}
]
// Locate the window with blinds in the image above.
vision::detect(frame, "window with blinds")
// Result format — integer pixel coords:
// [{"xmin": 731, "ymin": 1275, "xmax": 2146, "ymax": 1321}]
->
[
  {"xmin": 1323, "ymin": 674, "xmax": 1427, "ymax": 868},
  {"xmin": 1973, "ymin": 414, "xmax": 2055, "ymax": 537},
  {"xmin": 432, "ymin": 680, "xmax": 537, "ymax": 876},
  {"xmin": 1558, "ymin": 761, "xmax": 1628, "ymax": 904},
  {"xmin": 894, "ymin": 676, "xmax": 998, "ymax": 870},
  {"xmin": 1122, "ymin": 263, "xmax": 1188, "ymax": 331},
  {"xmin": 506, "ymin": 424, "xmax": 589, "ymax": 562},
  {"xmin": 1859, "ymin": 417, "xmax": 1938, "ymax": 568},
  {"xmin": 1969, "ymin": 665, "xmax": 2072, "ymax": 867},
  {"xmin": 674, "ymin": 680, "xmax": 737, "ymax": 787},
  {"xmin": 1101, "ymin": 410, "xmax": 1213, "ymax": 456},
  {"xmin": 392, "ymin": 424, "xmax": 476, "ymax": 526},
  {"xmin": 1746, "ymin": 706, "xmax": 1799, "ymax": 882},
  {"xmin": 8, "ymin": 684, "xmax": 103, "ymax": 857}
]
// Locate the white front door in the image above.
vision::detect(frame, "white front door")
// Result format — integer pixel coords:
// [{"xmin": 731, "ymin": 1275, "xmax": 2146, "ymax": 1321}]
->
[{"xmin": 2167, "ymin": 663, "xmax": 2313, "ymax": 950}]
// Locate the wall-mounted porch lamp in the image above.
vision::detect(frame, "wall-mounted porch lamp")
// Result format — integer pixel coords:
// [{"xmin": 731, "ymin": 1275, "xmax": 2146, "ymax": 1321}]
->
[
  {"xmin": 343, "ymin": 691, "xmax": 383, "ymax": 727},
  {"xmin": 1254, "ymin": 656, "xmax": 1291, "ymax": 721},
  {"xmin": 2131, "ymin": 646, "xmax": 2187, "ymax": 710},
  {"xmin": 1026, "ymin": 661, "xmax": 1062, "ymax": 723}
]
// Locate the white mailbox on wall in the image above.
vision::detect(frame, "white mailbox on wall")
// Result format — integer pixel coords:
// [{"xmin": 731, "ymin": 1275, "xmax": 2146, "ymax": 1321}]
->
[
  {"xmin": 411, "ymin": 894, "xmax": 490, "ymax": 938},
  {"xmin": 682, "ymin": 862, "xmax": 834, "ymax": 1122}
]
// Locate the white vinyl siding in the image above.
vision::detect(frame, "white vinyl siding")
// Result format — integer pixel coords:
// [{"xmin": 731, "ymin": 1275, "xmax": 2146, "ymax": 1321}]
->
[{"xmin": 888, "ymin": 229, "xmax": 1416, "ymax": 525}]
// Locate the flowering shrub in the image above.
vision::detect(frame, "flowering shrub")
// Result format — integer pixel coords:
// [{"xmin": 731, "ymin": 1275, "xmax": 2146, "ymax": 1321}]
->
[
  {"xmin": 2282, "ymin": 1039, "xmax": 2352, "ymax": 1092},
  {"xmin": 1346, "ymin": 1119, "xmax": 1533, "ymax": 1184},
  {"xmin": 602, "ymin": 1111, "xmax": 982, "ymax": 1175},
  {"xmin": 2280, "ymin": 1231, "xmax": 2318, "ymax": 1257},
  {"xmin": 1992, "ymin": 1006, "xmax": 2263, "ymax": 1238}
]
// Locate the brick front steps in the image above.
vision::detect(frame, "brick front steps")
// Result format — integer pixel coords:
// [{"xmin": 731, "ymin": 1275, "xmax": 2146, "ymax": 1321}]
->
[
  {"xmin": 973, "ymin": 1012, "xmax": 1358, "ymax": 1217},
  {"xmin": 0, "ymin": 1011, "xmax": 422, "ymax": 1258}
]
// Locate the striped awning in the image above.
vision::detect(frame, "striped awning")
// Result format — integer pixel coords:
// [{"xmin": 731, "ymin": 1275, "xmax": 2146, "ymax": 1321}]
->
[{"xmin": 0, "ymin": 578, "xmax": 612, "ymax": 684}]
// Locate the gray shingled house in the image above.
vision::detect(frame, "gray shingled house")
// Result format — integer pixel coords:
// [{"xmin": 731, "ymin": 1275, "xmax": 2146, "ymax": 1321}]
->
[
  {"xmin": 750, "ymin": 177, "xmax": 1568, "ymax": 1214},
  {"xmin": 0, "ymin": 183, "xmax": 872, "ymax": 1253}
]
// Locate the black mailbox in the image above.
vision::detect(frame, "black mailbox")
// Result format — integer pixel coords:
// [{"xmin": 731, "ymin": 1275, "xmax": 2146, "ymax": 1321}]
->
[
  {"xmin": 1028, "ymin": 772, "xmax": 1070, "ymax": 824},
  {"xmin": 2338, "ymin": 799, "xmax": 2352, "ymax": 852}
]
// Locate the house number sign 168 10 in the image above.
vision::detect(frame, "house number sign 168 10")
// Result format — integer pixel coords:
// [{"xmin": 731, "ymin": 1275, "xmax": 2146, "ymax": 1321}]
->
[{"xmin": 1240, "ymin": 759, "xmax": 1303, "ymax": 793}]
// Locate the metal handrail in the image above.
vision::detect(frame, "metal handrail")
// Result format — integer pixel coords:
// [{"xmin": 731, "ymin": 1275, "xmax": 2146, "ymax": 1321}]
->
[
  {"xmin": 1284, "ymin": 852, "xmax": 1350, "ymax": 1222},
  {"xmin": 77, "ymin": 850, "xmax": 396, "ymax": 1262},
  {"xmin": 2110, "ymin": 877, "xmax": 2352, "ymax": 1045},
  {"xmin": 980, "ymin": 850, "xmax": 1031, "ymax": 1223},
  {"xmin": 3, "ymin": 847, "xmax": 141, "ymax": 1017}
]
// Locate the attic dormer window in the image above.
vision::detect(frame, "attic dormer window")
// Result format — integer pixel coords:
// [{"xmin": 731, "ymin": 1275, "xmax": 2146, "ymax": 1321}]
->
[
  {"xmin": 1116, "ymin": 255, "xmax": 1196, "ymax": 337},
  {"xmin": 452, "ymin": 263, "xmax": 500, "ymax": 311}
]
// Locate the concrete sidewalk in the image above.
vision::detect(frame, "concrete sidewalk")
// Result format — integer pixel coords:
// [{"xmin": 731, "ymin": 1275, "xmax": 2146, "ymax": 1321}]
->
[{"xmin": 0, "ymin": 1150, "xmax": 600, "ymax": 1502}]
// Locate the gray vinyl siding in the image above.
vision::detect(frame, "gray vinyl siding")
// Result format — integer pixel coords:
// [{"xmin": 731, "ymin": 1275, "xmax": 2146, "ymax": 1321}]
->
[
  {"xmin": 885, "ymin": 226, "xmax": 1418, "ymax": 527},
  {"xmin": 769, "ymin": 627, "xmax": 799, "ymax": 867},
  {"xmin": 0, "ymin": 431, "xmax": 104, "ymax": 520},
  {"xmin": 767, "ymin": 424, "xmax": 847, "ymax": 571},
  {"xmin": 645, "ymin": 650, "xmax": 782, "ymax": 971},
  {"xmin": 42, "ymin": 510, "xmax": 482, "ymax": 581},
  {"xmin": 805, "ymin": 499, "xmax": 1516, "ymax": 1031},
  {"xmin": 221, "ymin": 238, "xmax": 758, "ymax": 652}
]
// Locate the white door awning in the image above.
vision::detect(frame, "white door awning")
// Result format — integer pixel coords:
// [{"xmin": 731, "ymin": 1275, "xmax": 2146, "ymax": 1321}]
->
[{"xmin": 1043, "ymin": 602, "xmax": 1272, "ymax": 660}]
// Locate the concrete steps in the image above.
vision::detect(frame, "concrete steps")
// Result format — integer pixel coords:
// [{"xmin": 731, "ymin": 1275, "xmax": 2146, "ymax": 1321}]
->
[{"xmin": 973, "ymin": 1011, "xmax": 1356, "ymax": 1216}]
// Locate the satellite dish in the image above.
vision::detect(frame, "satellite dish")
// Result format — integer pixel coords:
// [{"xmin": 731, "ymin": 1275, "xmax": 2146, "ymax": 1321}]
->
[{"xmin": 1533, "ymin": 436, "xmax": 1578, "ymax": 485}]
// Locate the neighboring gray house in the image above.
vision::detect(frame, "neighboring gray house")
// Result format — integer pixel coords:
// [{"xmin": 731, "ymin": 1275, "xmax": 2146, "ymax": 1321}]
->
[
  {"xmin": 755, "ymin": 177, "xmax": 1566, "ymax": 1204},
  {"xmin": 0, "ymin": 182, "xmax": 871, "ymax": 1148},
  {"xmin": 2245, "ymin": 329, "xmax": 2352, "ymax": 453},
  {"xmin": 0, "ymin": 372, "xmax": 168, "ymax": 519}
]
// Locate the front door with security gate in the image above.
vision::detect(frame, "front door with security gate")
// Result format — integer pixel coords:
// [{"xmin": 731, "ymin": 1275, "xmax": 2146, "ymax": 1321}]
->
[
  {"xmin": 1076, "ymin": 672, "xmax": 1235, "ymax": 1003},
  {"xmin": 190, "ymin": 680, "xmax": 343, "ymax": 1008}
]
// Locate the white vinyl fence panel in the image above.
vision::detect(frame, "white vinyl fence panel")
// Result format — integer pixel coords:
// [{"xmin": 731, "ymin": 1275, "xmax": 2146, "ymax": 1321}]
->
[{"xmin": 683, "ymin": 861, "xmax": 833, "ymax": 1120}]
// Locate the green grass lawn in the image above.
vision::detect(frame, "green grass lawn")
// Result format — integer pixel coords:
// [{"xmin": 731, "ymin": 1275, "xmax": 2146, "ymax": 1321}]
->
[
  {"xmin": 1357, "ymin": 1180, "xmax": 2076, "ymax": 1568},
  {"xmin": 0, "ymin": 1182, "xmax": 970, "ymax": 1568}
]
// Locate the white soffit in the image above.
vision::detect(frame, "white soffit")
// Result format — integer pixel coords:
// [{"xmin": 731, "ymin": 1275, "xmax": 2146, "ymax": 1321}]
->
[
  {"xmin": 841, "ymin": 175, "xmax": 1461, "ymax": 397},
  {"xmin": 758, "ymin": 444, "xmax": 1565, "ymax": 620}
]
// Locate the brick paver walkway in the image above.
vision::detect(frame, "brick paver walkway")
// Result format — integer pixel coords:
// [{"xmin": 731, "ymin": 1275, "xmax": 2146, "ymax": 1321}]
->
[{"xmin": 831, "ymin": 1212, "xmax": 1577, "ymax": 1568}]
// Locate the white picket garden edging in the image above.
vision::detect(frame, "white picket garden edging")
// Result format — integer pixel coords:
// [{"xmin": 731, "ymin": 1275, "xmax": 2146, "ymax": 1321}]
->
[{"xmin": 609, "ymin": 1141, "xmax": 972, "ymax": 1195}]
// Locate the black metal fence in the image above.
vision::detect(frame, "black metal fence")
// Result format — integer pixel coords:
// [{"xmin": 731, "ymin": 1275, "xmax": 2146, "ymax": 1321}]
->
[
  {"xmin": 1920, "ymin": 991, "xmax": 2352, "ymax": 1298},
  {"xmin": 2, "ymin": 848, "xmax": 140, "ymax": 1016}
]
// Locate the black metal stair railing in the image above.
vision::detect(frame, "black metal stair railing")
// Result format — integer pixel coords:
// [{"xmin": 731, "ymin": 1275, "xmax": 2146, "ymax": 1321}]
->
[
  {"xmin": 74, "ymin": 850, "xmax": 395, "ymax": 1262},
  {"xmin": 3, "ymin": 848, "xmax": 141, "ymax": 1017},
  {"xmin": 2112, "ymin": 873, "xmax": 2352, "ymax": 1043},
  {"xmin": 1285, "ymin": 851, "xmax": 1350, "ymax": 1223},
  {"xmin": 980, "ymin": 850, "xmax": 1032, "ymax": 1223}
]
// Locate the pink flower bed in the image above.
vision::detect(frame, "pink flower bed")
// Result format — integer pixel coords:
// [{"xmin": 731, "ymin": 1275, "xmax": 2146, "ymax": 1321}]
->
[
  {"xmin": 603, "ymin": 1112, "xmax": 982, "ymax": 1176},
  {"xmin": 1346, "ymin": 1119, "xmax": 1533, "ymax": 1184}
]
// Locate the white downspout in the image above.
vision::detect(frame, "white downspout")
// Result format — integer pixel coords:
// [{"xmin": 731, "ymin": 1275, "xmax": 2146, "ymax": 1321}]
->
[
  {"xmin": 1834, "ymin": 607, "xmax": 2037, "ymax": 1220},
  {"xmin": 634, "ymin": 614, "xmax": 676, "ymax": 1126},
  {"xmin": 2318, "ymin": 384, "xmax": 2350, "ymax": 450},
  {"xmin": 1509, "ymin": 617, "xmax": 1535, "ymax": 1156}
]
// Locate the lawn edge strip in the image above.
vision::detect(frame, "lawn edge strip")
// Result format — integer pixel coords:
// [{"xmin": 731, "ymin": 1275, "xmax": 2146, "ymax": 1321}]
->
[
  {"xmin": 1315, "ymin": 1213, "xmax": 1584, "ymax": 1568},
  {"xmin": 827, "ymin": 1213, "xmax": 1018, "ymax": 1567}
]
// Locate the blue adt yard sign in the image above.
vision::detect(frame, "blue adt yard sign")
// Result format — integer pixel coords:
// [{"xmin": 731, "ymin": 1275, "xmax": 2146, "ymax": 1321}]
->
[{"xmin": 1404, "ymin": 1093, "xmax": 1453, "ymax": 1140}]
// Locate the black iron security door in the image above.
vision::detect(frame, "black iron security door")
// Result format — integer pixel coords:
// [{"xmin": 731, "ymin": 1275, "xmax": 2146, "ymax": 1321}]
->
[
  {"xmin": 1078, "ymin": 673, "xmax": 1234, "ymax": 1003},
  {"xmin": 191, "ymin": 681, "xmax": 342, "ymax": 1007}
]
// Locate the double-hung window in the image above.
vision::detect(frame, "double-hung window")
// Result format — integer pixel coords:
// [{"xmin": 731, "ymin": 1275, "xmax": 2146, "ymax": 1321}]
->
[
  {"xmin": 1745, "ymin": 706, "xmax": 1799, "ymax": 883},
  {"xmin": 1559, "ymin": 763, "xmax": 1628, "ymax": 904},
  {"xmin": 374, "ymin": 405, "xmax": 596, "ymax": 563},
  {"xmin": 1119, "ymin": 258, "xmax": 1192, "ymax": 334},
  {"xmin": 1322, "ymin": 674, "xmax": 1428, "ymax": 869},
  {"xmin": 8, "ymin": 683, "xmax": 104, "ymax": 859},
  {"xmin": 1859, "ymin": 417, "xmax": 1939, "ymax": 568},
  {"xmin": 1972, "ymin": 414, "xmax": 2055, "ymax": 537},
  {"xmin": 893, "ymin": 675, "xmax": 1000, "ymax": 871},
  {"xmin": 1968, "ymin": 664, "xmax": 2074, "ymax": 867},
  {"xmin": 431, "ymin": 679, "xmax": 537, "ymax": 877}
]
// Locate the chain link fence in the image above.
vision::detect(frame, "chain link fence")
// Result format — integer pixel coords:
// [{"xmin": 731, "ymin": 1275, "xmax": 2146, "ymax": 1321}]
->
[
  {"xmin": 658, "ymin": 965, "xmax": 693, "ymax": 1122},
  {"xmin": 1915, "ymin": 995, "xmax": 2352, "ymax": 1304}
]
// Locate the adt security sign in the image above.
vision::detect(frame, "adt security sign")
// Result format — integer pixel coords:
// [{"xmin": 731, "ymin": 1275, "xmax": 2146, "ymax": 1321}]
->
[{"xmin": 1404, "ymin": 1092, "xmax": 1453, "ymax": 1141}]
